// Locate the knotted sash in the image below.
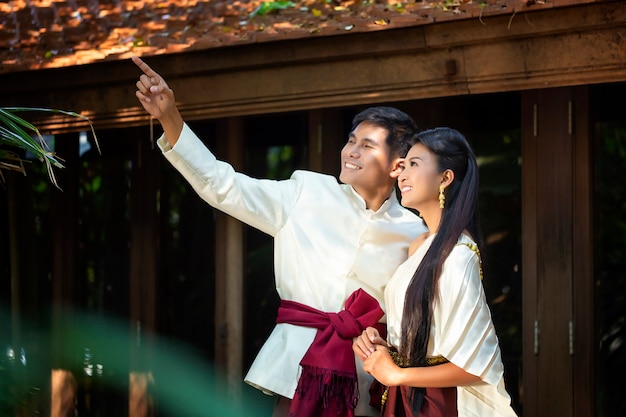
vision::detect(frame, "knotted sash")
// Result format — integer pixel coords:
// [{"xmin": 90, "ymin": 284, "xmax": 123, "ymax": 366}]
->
[{"xmin": 276, "ymin": 289, "xmax": 384, "ymax": 417}]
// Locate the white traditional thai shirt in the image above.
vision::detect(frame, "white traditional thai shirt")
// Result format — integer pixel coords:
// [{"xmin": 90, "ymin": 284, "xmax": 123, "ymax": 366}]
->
[
  {"xmin": 385, "ymin": 233, "xmax": 518, "ymax": 417},
  {"xmin": 158, "ymin": 123, "xmax": 426, "ymax": 416}
]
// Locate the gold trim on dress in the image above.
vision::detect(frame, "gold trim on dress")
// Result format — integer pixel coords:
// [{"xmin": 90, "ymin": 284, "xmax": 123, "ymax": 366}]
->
[
  {"xmin": 380, "ymin": 352, "xmax": 449, "ymax": 406},
  {"xmin": 457, "ymin": 242, "xmax": 483, "ymax": 280}
]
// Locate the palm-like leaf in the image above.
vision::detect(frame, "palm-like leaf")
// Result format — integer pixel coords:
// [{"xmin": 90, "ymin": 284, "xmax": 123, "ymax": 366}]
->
[{"xmin": 0, "ymin": 107, "xmax": 98, "ymax": 188}]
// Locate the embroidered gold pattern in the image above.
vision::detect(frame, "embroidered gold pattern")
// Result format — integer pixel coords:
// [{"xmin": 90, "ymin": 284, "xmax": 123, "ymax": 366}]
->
[
  {"xmin": 458, "ymin": 242, "xmax": 483, "ymax": 280},
  {"xmin": 380, "ymin": 353, "xmax": 449, "ymax": 406}
]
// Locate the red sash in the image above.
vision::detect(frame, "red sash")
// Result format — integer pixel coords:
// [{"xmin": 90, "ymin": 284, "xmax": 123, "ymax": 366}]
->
[{"xmin": 276, "ymin": 289, "xmax": 384, "ymax": 417}]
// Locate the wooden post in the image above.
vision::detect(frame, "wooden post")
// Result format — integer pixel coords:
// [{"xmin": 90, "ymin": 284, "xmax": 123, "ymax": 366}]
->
[{"xmin": 214, "ymin": 117, "xmax": 244, "ymax": 400}]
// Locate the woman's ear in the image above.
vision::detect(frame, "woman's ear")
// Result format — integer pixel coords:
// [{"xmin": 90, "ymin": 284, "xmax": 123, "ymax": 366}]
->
[
  {"xmin": 441, "ymin": 169, "xmax": 455, "ymax": 188},
  {"xmin": 389, "ymin": 157, "xmax": 404, "ymax": 179}
]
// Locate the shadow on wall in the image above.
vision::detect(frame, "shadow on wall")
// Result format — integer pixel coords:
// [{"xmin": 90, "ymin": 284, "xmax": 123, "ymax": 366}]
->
[{"xmin": 0, "ymin": 309, "xmax": 259, "ymax": 417}]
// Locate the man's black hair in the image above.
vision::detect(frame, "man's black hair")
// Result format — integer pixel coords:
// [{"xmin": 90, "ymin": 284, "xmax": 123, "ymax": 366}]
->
[{"xmin": 351, "ymin": 106, "xmax": 418, "ymax": 159}]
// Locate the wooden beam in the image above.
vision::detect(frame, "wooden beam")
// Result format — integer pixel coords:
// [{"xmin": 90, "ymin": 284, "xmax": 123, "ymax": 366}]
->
[
  {"xmin": 535, "ymin": 88, "xmax": 574, "ymax": 417},
  {"xmin": 307, "ymin": 108, "xmax": 344, "ymax": 177},
  {"xmin": 50, "ymin": 133, "xmax": 79, "ymax": 369},
  {"xmin": 214, "ymin": 117, "xmax": 245, "ymax": 399},
  {"xmin": 129, "ymin": 136, "xmax": 160, "ymax": 353},
  {"xmin": 0, "ymin": 2, "xmax": 624, "ymax": 132},
  {"xmin": 521, "ymin": 90, "xmax": 539, "ymax": 417},
  {"xmin": 523, "ymin": 87, "xmax": 582, "ymax": 417},
  {"xmin": 6, "ymin": 173, "xmax": 22, "ymax": 349},
  {"xmin": 571, "ymin": 86, "xmax": 594, "ymax": 417}
]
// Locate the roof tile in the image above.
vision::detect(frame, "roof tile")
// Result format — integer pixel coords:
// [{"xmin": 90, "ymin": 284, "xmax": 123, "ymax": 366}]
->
[{"xmin": 0, "ymin": 0, "xmax": 597, "ymax": 74}]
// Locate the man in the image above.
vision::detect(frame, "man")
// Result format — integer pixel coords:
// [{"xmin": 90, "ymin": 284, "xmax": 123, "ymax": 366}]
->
[{"xmin": 132, "ymin": 55, "xmax": 426, "ymax": 417}]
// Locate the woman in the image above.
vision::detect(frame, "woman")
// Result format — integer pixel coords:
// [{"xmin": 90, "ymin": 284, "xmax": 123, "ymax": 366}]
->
[{"xmin": 353, "ymin": 127, "xmax": 517, "ymax": 417}]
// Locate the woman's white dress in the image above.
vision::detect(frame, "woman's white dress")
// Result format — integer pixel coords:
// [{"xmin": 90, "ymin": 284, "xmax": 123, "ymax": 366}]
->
[{"xmin": 384, "ymin": 233, "xmax": 518, "ymax": 417}]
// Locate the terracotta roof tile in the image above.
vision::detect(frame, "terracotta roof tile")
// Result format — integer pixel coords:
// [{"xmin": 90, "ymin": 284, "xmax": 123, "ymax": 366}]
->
[{"xmin": 0, "ymin": 0, "xmax": 596, "ymax": 74}]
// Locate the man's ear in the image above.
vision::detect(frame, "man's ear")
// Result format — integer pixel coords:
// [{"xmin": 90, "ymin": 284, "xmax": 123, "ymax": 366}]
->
[{"xmin": 389, "ymin": 157, "xmax": 404, "ymax": 179}]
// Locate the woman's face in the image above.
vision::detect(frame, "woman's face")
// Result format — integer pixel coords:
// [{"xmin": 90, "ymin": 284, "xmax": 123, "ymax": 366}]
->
[{"xmin": 398, "ymin": 143, "xmax": 442, "ymax": 211}]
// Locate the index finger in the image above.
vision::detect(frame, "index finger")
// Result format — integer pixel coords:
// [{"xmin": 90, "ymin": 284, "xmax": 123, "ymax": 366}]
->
[{"xmin": 132, "ymin": 55, "xmax": 157, "ymax": 78}]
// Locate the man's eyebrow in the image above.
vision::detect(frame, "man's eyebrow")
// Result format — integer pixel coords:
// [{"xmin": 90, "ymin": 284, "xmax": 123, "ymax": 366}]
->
[
  {"xmin": 347, "ymin": 130, "xmax": 384, "ymax": 148},
  {"xmin": 348, "ymin": 134, "xmax": 380, "ymax": 145}
]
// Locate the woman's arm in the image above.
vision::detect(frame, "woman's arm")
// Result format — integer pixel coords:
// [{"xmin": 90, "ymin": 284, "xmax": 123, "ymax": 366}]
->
[{"xmin": 363, "ymin": 345, "xmax": 481, "ymax": 388}]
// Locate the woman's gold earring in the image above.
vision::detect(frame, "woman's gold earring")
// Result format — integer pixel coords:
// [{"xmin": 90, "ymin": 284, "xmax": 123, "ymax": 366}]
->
[{"xmin": 439, "ymin": 184, "xmax": 445, "ymax": 209}]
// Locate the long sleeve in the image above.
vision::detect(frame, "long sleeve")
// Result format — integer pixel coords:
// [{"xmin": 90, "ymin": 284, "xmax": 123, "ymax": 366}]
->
[
  {"xmin": 158, "ymin": 123, "xmax": 297, "ymax": 236},
  {"xmin": 434, "ymin": 244, "xmax": 503, "ymax": 385},
  {"xmin": 434, "ymin": 238, "xmax": 517, "ymax": 417}
]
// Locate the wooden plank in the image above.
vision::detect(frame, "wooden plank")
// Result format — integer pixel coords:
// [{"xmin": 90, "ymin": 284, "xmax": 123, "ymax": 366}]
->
[
  {"xmin": 571, "ymin": 86, "xmax": 594, "ymax": 417},
  {"xmin": 50, "ymin": 133, "xmax": 79, "ymax": 369},
  {"xmin": 534, "ymin": 88, "xmax": 574, "ymax": 417},
  {"xmin": 463, "ymin": 27, "xmax": 626, "ymax": 94},
  {"xmin": 214, "ymin": 117, "xmax": 245, "ymax": 399},
  {"xmin": 423, "ymin": 1, "xmax": 626, "ymax": 48},
  {"xmin": 307, "ymin": 108, "xmax": 344, "ymax": 177},
  {"xmin": 129, "ymin": 135, "xmax": 160, "ymax": 369},
  {"xmin": 521, "ymin": 89, "xmax": 539, "ymax": 417}
]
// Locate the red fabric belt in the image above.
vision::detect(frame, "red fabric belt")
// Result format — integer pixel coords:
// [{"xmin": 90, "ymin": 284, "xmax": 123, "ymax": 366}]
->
[{"xmin": 276, "ymin": 289, "xmax": 385, "ymax": 417}]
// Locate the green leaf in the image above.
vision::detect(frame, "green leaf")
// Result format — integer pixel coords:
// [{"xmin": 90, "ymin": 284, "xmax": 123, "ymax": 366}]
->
[
  {"xmin": 250, "ymin": 1, "xmax": 296, "ymax": 18},
  {"xmin": 0, "ymin": 107, "xmax": 98, "ymax": 189}
]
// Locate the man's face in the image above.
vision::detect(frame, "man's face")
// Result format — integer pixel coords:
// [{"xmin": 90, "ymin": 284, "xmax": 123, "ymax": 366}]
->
[{"xmin": 339, "ymin": 122, "xmax": 394, "ymax": 194}]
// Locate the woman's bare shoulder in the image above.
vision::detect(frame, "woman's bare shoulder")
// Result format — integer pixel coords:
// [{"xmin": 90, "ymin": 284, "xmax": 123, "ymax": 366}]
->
[{"xmin": 408, "ymin": 232, "xmax": 430, "ymax": 257}]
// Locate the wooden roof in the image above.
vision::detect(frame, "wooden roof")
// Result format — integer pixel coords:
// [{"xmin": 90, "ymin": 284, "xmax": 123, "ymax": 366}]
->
[
  {"xmin": 0, "ymin": 0, "xmax": 597, "ymax": 74},
  {"xmin": 0, "ymin": 0, "xmax": 623, "ymax": 134}
]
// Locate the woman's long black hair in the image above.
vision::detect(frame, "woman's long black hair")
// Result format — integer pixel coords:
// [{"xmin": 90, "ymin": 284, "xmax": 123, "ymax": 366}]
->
[{"xmin": 399, "ymin": 127, "xmax": 483, "ymax": 411}]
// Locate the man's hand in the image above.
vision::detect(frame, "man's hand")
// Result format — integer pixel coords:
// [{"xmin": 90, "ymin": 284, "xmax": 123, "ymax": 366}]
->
[
  {"xmin": 132, "ymin": 55, "xmax": 176, "ymax": 119},
  {"xmin": 132, "ymin": 55, "xmax": 184, "ymax": 146}
]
